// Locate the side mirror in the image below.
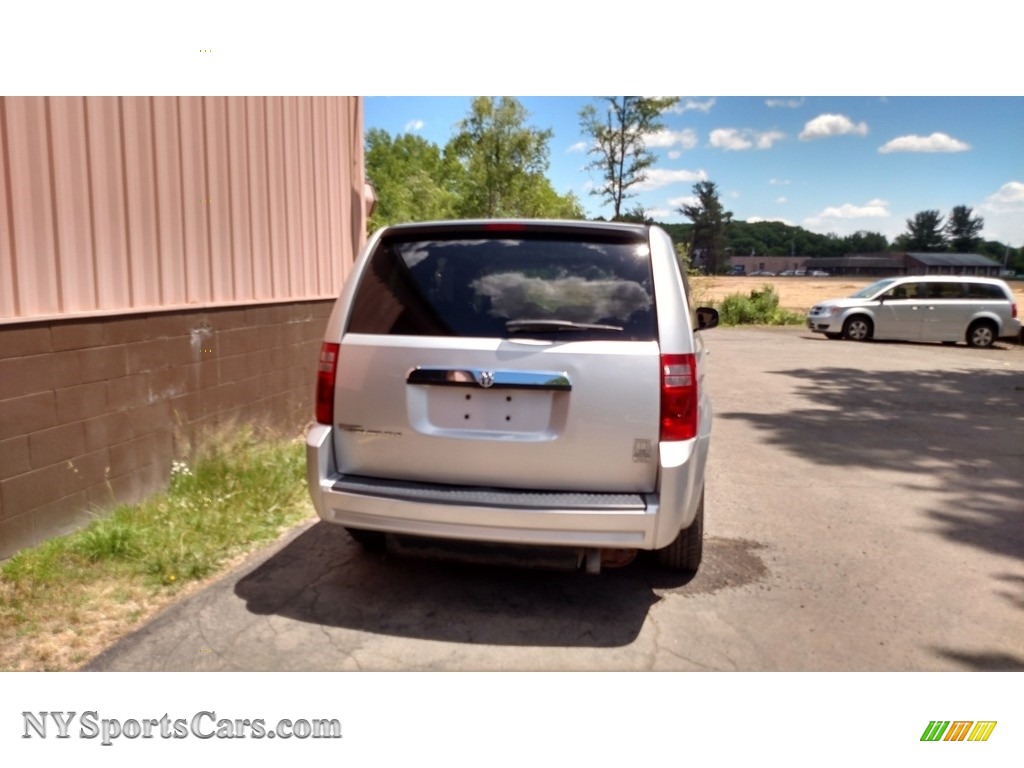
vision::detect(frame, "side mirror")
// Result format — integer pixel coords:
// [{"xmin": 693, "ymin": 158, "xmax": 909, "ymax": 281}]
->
[{"xmin": 695, "ymin": 307, "xmax": 719, "ymax": 331}]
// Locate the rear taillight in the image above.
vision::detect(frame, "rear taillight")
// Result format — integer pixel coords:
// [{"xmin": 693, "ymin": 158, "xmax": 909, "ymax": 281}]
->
[
  {"xmin": 315, "ymin": 342, "xmax": 340, "ymax": 425},
  {"xmin": 660, "ymin": 353, "xmax": 697, "ymax": 441}
]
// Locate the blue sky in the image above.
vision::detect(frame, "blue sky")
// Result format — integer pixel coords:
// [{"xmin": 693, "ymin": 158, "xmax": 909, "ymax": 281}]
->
[{"xmin": 367, "ymin": 96, "xmax": 1024, "ymax": 246}]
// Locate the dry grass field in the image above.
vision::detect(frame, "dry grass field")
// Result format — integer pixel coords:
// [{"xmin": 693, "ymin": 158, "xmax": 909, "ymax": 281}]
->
[{"xmin": 691, "ymin": 275, "xmax": 1024, "ymax": 314}]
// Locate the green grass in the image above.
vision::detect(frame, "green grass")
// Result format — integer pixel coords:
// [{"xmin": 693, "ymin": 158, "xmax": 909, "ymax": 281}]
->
[
  {"xmin": 0, "ymin": 428, "xmax": 313, "ymax": 670},
  {"xmin": 715, "ymin": 284, "xmax": 804, "ymax": 326}
]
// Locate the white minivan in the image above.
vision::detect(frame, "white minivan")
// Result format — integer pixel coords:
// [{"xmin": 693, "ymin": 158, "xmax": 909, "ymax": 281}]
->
[
  {"xmin": 806, "ymin": 276, "xmax": 1020, "ymax": 348},
  {"xmin": 307, "ymin": 220, "xmax": 719, "ymax": 573}
]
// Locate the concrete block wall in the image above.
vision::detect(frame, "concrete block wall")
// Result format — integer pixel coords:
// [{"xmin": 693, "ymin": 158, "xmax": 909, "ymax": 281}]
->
[{"xmin": 0, "ymin": 299, "xmax": 333, "ymax": 559}]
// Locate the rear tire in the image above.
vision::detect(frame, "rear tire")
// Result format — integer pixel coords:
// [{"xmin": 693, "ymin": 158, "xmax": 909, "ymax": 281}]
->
[
  {"xmin": 842, "ymin": 315, "xmax": 873, "ymax": 341},
  {"xmin": 966, "ymin": 320, "xmax": 996, "ymax": 348},
  {"xmin": 655, "ymin": 488, "xmax": 704, "ymax": 572},
  {"xmin": 345, "ymin": 527, "xmax": 386, "ymax": 552}
]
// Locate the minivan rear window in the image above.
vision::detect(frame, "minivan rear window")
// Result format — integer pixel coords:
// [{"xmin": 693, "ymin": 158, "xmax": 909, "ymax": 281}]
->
[{"xmin": 346, "ymin": 232, "xmax": 656, "ymax": 340}]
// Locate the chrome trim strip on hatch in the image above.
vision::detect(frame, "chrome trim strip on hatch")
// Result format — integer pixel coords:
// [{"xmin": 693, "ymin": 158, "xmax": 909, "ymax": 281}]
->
[{"xmin": 406, "ymin": 367, "xmax": 572, "ymax": 391}]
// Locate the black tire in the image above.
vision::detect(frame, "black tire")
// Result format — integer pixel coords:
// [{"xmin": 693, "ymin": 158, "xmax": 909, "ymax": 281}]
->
[
  {"xmin": 655, "ymin": 487, "xmax": 704, "ymax": 572},
  {"xmin": 966, "ymin": 320, "xmax": 996, "ymax": 348},
  {"xmin": 345, "ymin": 527, "xmax": 386, "ymax": 552},
  {"xmin": 842, "ymin": 315, "xmax": 873, "ymax": 341},
  {"xmin": 824, "ymin": 332, "xmax": 842, "ymax": 340}
]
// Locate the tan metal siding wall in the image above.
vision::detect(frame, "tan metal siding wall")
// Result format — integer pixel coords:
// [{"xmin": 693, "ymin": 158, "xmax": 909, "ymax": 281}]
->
[{"xmin": 0, "ymin": 96, "xmax": 365, "ymax": 323}]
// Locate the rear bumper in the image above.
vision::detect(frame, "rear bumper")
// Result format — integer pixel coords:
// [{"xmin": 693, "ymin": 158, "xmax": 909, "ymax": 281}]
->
[
  {"xmin": 306, "ymin": 425, "xmax": 705, "ymax": 550},
  {"xmin": 999, "ymin": 318, "xmax": 1022, "ymax": 339}
]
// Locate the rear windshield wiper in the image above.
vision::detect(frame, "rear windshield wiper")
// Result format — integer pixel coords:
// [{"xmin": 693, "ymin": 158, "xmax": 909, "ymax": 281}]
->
[{"xmin": 505, "ymin": 319, "xmax": 624, "ymax": 334}]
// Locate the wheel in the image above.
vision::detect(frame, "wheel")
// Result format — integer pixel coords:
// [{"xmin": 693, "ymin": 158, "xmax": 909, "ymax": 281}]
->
[
  {"xmin": 842, "ymin": 315, "xmax": 873, "ymax": 341},
  {"xmin": 344, "ymin": 527, "xmax": 386, "ymax": 552},
  {"xmin": 655, "ymin": 487, "xmax": 704, "ymax": 572},
  {"xmin": 966, "ymin": 320, "xmax": 996, "ymax": 348},
  {"xmin": 824, "ymin": 332, "xmax": 842, "ymax": 340}
]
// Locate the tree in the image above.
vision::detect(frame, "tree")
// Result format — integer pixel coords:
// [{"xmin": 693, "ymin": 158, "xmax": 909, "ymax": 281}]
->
[
  {"xmin": 679, "ymin": 181, "xmax": 732, "ymax": 274},
  {"xmin": 945, "ymin": 204, "xmax": 984, "ymax": 252},
  {"xmin": 900, "ymin": 210, "xmax": 946, "ymax": 252},
  {"xmin": 447, "ymin": 97, "xmax": 579, "ymax": 219},
  {"xmin": 845, "ymin": 230, "xmax": 891, "ymax": 253},
  {"xmin": 579, "ymin": 96, "xmax": 679, "ymax": 220},
  {"xmin": 364, "ymin": 129, "xmax": 459, "ymax": 229}
]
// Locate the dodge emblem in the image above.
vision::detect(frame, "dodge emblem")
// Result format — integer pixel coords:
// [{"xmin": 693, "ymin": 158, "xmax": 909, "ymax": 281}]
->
[{"xmin": 479, "ymin": 371, "xmax": 495, "ymax": 388}]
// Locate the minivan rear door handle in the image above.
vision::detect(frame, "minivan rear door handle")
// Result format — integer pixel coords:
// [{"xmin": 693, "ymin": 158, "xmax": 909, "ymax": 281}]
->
[{"xmin": 407, "ymin": 367, "xmax": 572, "ymax": 391}]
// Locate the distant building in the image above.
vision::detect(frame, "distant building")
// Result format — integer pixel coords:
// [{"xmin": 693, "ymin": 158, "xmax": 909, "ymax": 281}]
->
[
  {"xmin": 904, "ymin": 253, "xmax": 1002, "ymax": 276},
  {"xmin": 727, "ymin": 255, "xmax": 809, "ymax": 275},
  {"xmin": 785, "ymin": 252, "xmax": 1003, "ymax": 278},
  {"xmin": 802, "ymin": 255, "xmax": 904, "ymax": 277}
]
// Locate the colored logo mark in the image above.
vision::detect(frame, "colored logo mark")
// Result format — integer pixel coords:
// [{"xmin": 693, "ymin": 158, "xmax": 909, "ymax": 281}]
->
[{"xmin": 921, "ymin": 721, "xmax": 997, "ymax": 742}]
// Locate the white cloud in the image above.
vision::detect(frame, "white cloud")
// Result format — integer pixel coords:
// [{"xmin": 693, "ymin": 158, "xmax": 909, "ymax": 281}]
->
[
  {"xmin": 776, "ymin": 197, "xmax": 787, "ymax": 204},
  {"xmin": 769, "ymin": 178, "xmax": 791, "ymax": 186},
  {"xmin": 666, "ymin": 98, "xmax": 716, "ymax": 114},
  {"xmin": 644, "ymin": 128, "xmax": 698, "ymax": 150},
  {"xmin": 646, "ymin": 207, "xmax": 671, "ymax": 219},
  {"xmin": 815, "ymin": 202, "xmax": 890, "ymax": 219},
  {"xmin": 634, "ymin": 168, "xmax": 708, "ymax": 191},
  {"xmin": 566, "ymin": 141, "xmax": 588, "ymax": 153},
  {"xmin": 765, "ymin": 98, "xmax": 804, "ymax": 108},
  {"xmin": 404, "ymin": 119, "xmax": 424, "ymax": 132},
  {"xmin": 668, "ymin": 194, "xmax": 699, "ymax": 208},
  {"xmin": 728, "ymin": 190, "xmax": 740, "ymax": 199},
  {"xmin": 748, "ymin": 216, "xmax": 796, "ymax": 226},
  {"xmin": 709, "ymin": 128, "xmax": 784, "ymax": 151},
  {"xmin": 978, "ymin": 181, "xmax": 1024, "ymax": 245},
  {"xmin": 667, "ymin": 150, "xmax": 681, "ymax": 160},
  {"xmin": 710, "ymin": 128, "xmax": 750, "ymax": 151},
  {"xmin": 799, "ymin": 114, "xmax": 869, "ymax": 140},
  {"xmin": 986, "ymin": 180, "xmax": 1024, "ymax": 204},
  {"xmin": 755, "ymin": 130, "xmax": 785, "ymax": 149},
  {"xmin": 804, "ymin": 199, "xmax": 891, "ymax": 232},
  {"xmin": 878, "ymin": 132, "xmax": 970, "ymax": 153}
]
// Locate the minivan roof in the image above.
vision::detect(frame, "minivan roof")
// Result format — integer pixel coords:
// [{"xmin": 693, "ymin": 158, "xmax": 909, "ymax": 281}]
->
[
  {"xmin": 892, "ymin": 275, "xmax": 1008, "ymax": 284},
  {"xmin": 378, "ymin": 219, "xmax": 652, "ymax": 237}
]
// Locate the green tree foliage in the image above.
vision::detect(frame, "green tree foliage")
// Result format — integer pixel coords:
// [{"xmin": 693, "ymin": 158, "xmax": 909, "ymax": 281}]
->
[
  {"xmin": 448, "ymin": 97, "xmax": 581, "ymax": 219},
  {"xmin": 679, "ymin": 181, "xmax": 732, "ymax": 273},
  {"xmin": 845, "ymin": 230, "xmax": 891, "ymax": 253},
  {"xmin": 579, "ymin": 97, "xmax": 679, "ymax": 220},
  {"xmin": 945, "ymin": 204, "xmax": 985, "ymax": 252},
  {"xmin": 900, "ymin": 209, "xmax": 947, "ymax": 252},
  {"xmin": 364, "ymin": 129, "xmax": 459, "ymax": 230}
]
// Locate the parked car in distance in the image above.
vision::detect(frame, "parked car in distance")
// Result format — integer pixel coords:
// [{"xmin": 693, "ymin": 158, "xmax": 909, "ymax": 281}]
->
[
  {"xmin": 806, "ymin": 275, "xmax": 1020, "ymax": 347},
  {"xmin": 749, "ymin": 270, "xmax": 776, "ymax": 277},
  {"xmin": 307, "ymin": 220, "xmax": 720, "ymax": 574},
  {"xmin": 809, "ymin": 270, "xmax": 830, "ymax": 277}
]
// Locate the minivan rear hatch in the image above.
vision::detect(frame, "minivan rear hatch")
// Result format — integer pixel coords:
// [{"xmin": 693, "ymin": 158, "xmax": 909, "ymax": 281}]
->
[{"xmin": 333, "ymin": 223, "xmax": 662, "ymax": 494}]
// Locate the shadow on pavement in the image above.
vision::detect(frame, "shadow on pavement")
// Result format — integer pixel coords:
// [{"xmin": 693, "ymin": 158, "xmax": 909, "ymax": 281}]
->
[
  {"xmin": 931, "ymin": 648, "xmax": 1024, "ymax": 671},
  {"xmin": 719, "ymin": 365, "xmax": 1024, "ymax": 565},
  {"xmin": 232, "ymin": 523, "xmax": 767, "ymax": 648}
]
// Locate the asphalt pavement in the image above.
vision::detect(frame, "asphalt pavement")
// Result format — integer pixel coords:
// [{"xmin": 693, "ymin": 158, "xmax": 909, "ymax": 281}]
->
[{"xmin": 84, "ymin": 327, "xmax": 1024, "ymax": 671}]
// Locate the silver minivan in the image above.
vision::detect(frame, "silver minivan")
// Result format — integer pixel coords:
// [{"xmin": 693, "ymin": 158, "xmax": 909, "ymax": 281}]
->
[
  {"xmin": 306, "ymin": 220, "xmax": 719, "ymax": 573},
  {"xmin": 806, "ymin": 275, "xmax": 1020, "ymax": 347}
]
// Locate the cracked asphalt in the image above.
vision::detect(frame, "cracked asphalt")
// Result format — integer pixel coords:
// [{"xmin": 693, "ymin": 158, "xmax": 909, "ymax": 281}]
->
[{"xmin": 85, "ymin": 328, "xmax": 1024, "ymax": 671}]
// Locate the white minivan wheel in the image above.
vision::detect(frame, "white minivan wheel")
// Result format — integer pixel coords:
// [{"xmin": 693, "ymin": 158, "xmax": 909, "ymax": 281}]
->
[{"xmin": 655, "ymin": 487, "xmax": 704, "ymax": 572}]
